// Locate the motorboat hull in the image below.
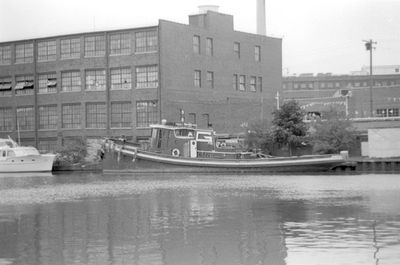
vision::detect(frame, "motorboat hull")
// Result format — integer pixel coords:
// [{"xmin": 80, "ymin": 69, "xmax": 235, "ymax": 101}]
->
[{"xmin": 0, "ymin": 154, "xmax": 56, "ymax": 173}]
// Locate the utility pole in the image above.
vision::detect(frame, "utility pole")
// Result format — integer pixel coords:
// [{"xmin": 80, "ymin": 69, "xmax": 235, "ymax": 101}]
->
[{"xmin": 363, "ymin": 39, "xmax": 377, "ymax": 117}]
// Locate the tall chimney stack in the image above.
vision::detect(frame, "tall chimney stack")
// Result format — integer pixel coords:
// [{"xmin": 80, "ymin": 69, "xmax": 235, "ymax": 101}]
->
[{"xmin": 256, "ymin": 0, "xmax": 266, "ymax": 35}]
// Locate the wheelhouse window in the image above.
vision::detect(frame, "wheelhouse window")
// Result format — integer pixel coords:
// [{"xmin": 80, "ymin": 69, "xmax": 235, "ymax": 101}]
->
[
  {"xmin": 86, "ymin": 102, "xmax": 106, "ymax": 129},
  {"xmin": 61, "ymin": 38, "xmax": 81, "ymax": 59},
  {"xmin": 136, "ymin": 100, "xmax": 158, "ymax": 128},
  {"xmin": 174, "ymin": 128, "xmax": 196, "ymax": 139},
  {"xmin": 0, "ymin": 107, "xmax": 13, "ymax": 131},
  {"xmin": 15, "ymin": 75, "xmax": 34, "ymax": 96},
  {"xmin": 193, "ymin": 35, "xmax": 200, "ymax": 54},
  {"xmin": 111, "ymin": 67, "xmax": 131, "ymax": 90},
  {"xmin": 85, "ymin": 69, "xmax": 106, "ymax": 91},
  {"xmin": 135, "ymin": 31, "xmax": 157, "ymax": 53},
  {"xmin": 135, "ymin": 65, "xmax": 158, "ymax": 88},
  {"xmin": 0, "ymin": 45, "xmax": 11, "ymax": 65},
  {"xmin": 16, "ymin": 106, "xmax": 34, "ymax": 131},
  {"xmin": 84, "ymin": 35, "xmax": 105, "ymax": 57},
  {"xmin": 38, "ymin": 73, "xmax": 57, "ymax": 94},
  {"xmin": 38, "ymin": 105, "xmax": 57, "ymax": 130},
  {"xmin": 15, "ymin": 43, "xmax": 33, "ymax": 63},
  {"xmin": 110, "ymin": 32, "xmax": 131, "ymax": 55},
  {"xmin": 62, "ymin": 103, "xmax": 81, "ymax": 129},
  {"xmin": 0, "ymin": 77, "xmax": 12, "ymax": 97},
  {"xmin": 37, "ymin": 40, "xmax": 57, "ymax": 62},
  {"xmin": 61, "ymin": 71, "xmax": 81, "ymax": 92},
  {"xmin": 111, "ymin": 102, "xmax": 131, "ymax": 128}
]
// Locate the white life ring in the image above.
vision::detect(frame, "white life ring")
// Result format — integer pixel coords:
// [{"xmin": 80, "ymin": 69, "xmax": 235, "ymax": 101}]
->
[{"xmin": 172, "ymin": 148, "xmax": 180, "ymax": 157}]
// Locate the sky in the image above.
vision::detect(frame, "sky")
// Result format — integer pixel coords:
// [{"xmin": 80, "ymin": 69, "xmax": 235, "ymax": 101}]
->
[{"xmin": 1, "ymin": 0, "xmax": 399, "ymax": 75}]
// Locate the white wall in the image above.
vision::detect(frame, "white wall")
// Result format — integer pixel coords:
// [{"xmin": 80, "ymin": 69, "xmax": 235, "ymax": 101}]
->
[{"xmin": 368, "ymin": 128, "xmax": 400, "ymax": 158}]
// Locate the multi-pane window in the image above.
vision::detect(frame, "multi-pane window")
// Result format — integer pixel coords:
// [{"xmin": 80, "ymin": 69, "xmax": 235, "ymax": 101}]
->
[
  {"xmin": 135, "ymin": 65, "xmax": 158, "ymax": 88},
  {"xmin": 249, "ymin": 76, "xmax": 256, "ymax": 92},
  {"xmin": 61, "ymin": 38, "xmax": 81, "ymax": 59},
  {"xmin": 38, "ymin": 139, "xmax": 58, "ymax": 153},
  {"xmin": 207, "ymin": 71, "xmax": 214, "ymax": 88},
  {"xmin": 136, "ymin": 100, "xmax": 158, "ymax": 128},
  {"xmin": 206, "ymin": 38, "xmax": 213, "ymax": 56},
  {"xmin": 0, "ymin": 107, "xmax": 13, "ymax": 131},
  {"xmin": 239, "ymin": 75, "xmax": 246, "ymax": 91},
  {"xmin": 111, "ymin": 68, "xmax": 131, "ymax": 90},
  {"xmin": 37, "ymin": 40, "xmax": 57, "ymax": 61},
  {"xmin": 86, "ymin": 69, "xmax": 106, "ymax": 91},
  {"xmin": 135, "ymin": 31, "xmax": 158, "ymax": 53},
  {"xmin": 86, "ymin": 103, "xmax": 106, "ymax": 128},
  {"xmin": 111, "ymin": 102, "xmax": 131, "ymax": 128},
  {"xmin": 15, "ymin": 43, "xmax": 33, "ymax": 63},
  {"xmin": 255, "ymin": 45, "xmax": 261, "ymax": 62},
  {"xmin": 38, "ymin": 105, "xmax": 57, "ymax": 130},
  {"xmin": 61, "ymin": 71, "xmax": 81, "ymax": 92},
  {"xmin": 194, "ymin": 70, "xmax": 201, "ymax": 87},
  {"xmin": 38, "ymin": 73, "xmax": 57, "ymax": 94},
  {"xmin": 193, "ymin": 35, "xmax": 200, "ymax": 54},
  {"xmin": 16, "ymin": 106, "xmax": 34, "ymax": 131},
  {"xmin": 84, "ymin": 35, "xmax": 105, "ymax": 57},
  {"xmin": 376, "ymin": 108, "xmax": 399, "ymax": 117},
  {"xmin": 110, "ymin": 32, "xmax": 131, "ymax": 55},
  {"xmin": 233, "ymin": 74, "xmax": 238, "ymax": 90},
  {"xmin": 257, "ymin": 77, "xmax": 263, "ymax": 92},
  {"xmin": 0, "ymin": 45, "xmax": 11, "ymax": 65},
  {"xmin": 15, "ymin": 75, "xmax": 34, "ymax": 96},
  {"xmin": 234, "ymin": 42, "xmax": 240, "ymax": 59},
  {"xmin": 0, "ymin": 77, "xmax": 12, "ymax": 97},
  {"xmin": 62, "ymin": 103, "xmax": 81, "ymax": 129}
]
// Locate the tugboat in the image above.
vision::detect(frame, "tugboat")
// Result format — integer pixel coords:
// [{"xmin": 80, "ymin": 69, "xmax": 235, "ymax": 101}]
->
[
  {"xmin": 0, "ymin": 137, "xmax": 56, "ymax": 173},
  {"xmin": 102, "ymin": 121, "xmax": 346, "ymax": 174}
]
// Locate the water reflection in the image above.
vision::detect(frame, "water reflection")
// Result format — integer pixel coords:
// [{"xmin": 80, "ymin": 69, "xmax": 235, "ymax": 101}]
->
[{"xmin": 0, "ymin": 174, "xmax": 399, "ymax": 265}]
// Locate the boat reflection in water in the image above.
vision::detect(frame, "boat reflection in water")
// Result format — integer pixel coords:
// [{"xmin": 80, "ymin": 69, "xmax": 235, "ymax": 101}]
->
[{"xmin": 0, "ymin": 173, "xmax": 400, "ymax": 265}]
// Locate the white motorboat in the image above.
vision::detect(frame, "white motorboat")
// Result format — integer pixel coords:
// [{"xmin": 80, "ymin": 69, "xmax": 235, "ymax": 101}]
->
[{"xmin": 0, "ymin": 137, "xmax": 56, "ymax": 172}]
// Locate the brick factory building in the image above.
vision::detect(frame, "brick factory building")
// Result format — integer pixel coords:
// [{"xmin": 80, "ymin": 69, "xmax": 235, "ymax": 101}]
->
[{"xmin": 0, "ymin": 9, "xmax": 282, "ymax": 152}]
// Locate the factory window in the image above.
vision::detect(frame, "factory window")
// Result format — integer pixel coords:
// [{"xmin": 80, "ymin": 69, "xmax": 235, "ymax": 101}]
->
[
  {"xmin": 38, "ymin": 73, "xmax": 57, "ymax": 94},
  {"xmin": 38, "ymin": 138, "xmax": 58, "ymax": 153},
  {"xmin": 194, "ymin": 70, "xmax": 201, "ymax": 87},
  {"xmin": 110, "ymin": 32, "xmax": 131, "ymax": 55},
  {"xmin": 300, "ymin": 83, "xmax": 307, "ymax": 89},
  {"xmin": 320, "ymin": 82, "xmax": 325, "ymax": 89},
  {"xmin": 389, "ymin": 108, "xmax": 399, "ymax": 117},
  {"xmin": 62, "ymin": 103, "xmax": 81, "ymax": 129},
  {"xmin": 327, "ymin": 82, "xmax": 334, "ymax": 88},
  {"xmin": 136, "ymin": 100, "xmax": 158, "ymax": 128},
  {"xmin": 377, "ymin": 108, "xmax": 399, "ymax": 117},
  {"xmin": 207, "ymin": 71, "xmax": 214, "ymax": 88},
  {"xmin": 135, "ymin": 30, "xmax": 157, "ymax": 53},
  {"xmin": 16, "ymin": 106, "xmax": 34, "ymax": 131},
  {"xmin": 111, "ymin": 102, "xmax": 131, "ymax": 128},
  {"xmin": 249, "ymin": 76, "xmax": 256, "ymax": 92},
  {"xmin": 257, "ymin": 77, "xmax": 262, "ymax": 92},
  {"xmin": 61, "ymin": 71, "xmax": 81, "ymax": 92},
  {"xmin": 15, "ymin": 75, "xmax": 34, "ymax": 96},
  {"xmin": 15, "ymin": 42, "xmax": 33, "ymax": 63},
  {"xmin": 61, "ymin": 38, "xmax": 81, "ymax": 59},
  {"xmin": 84, "ymin": 35, "xmax": 105, "ymax": 57},
  {"xmin": 255, "ymin": 46, "xmax": 261, "ymax": 62},
  {"xmin": 86, "ymin": 102, "xmax": 106, "ymax": 129},
  {"xmin": 233, "ymin": 74, "xmax": 238, "ymax": 90},
  {"xmin": 136, "ymin": 65, "xmax": 158, "ymax": 88},
  {"xmin": 206, "ymin": 38, "xmax": 213, "ymax": 56},
  {"xmin": 188, "ymin": 113, "xmax": 196, "ymax": 124},
  {"xmin": 38, "ymin": 105, "xmax": 57, "ymax": 130},
  {"xmin": 335, "ymin": 82, "xmax": 340, "ymax": 88},
  {"xmin": 193, "ymin": 35, "xmax": 200, "ymax": 54},
  {"xmin": 293, "ymin": 83, "xmax": 299, "ymax": 89},
  {"xmin": 37, "ymin": 40, "xmax": 56, "ymax": 62},
  {"xmin": 0, "ymin": 107, "xmax": 13, "ymax": 131},
  {"xmin": 0, "ymin": 77, "xmax": 12, "ymax": 97},
  {"xmin": 85, "ymin": 69, "xmax": 106, "ymax": 91},
  {"xmin": 0, "ymin": 45, "xmax": 11, "ymax": 65},
  {"xmin": 111, "ymin": 67, "xmax": 131, "ymax": 90},
  {"xmin": 239, "ymin": 75, "xmax": 245, "ymax": 91},
  {"xmin": 234, "ymin": 42, "xmax": 240, "ymax": 59}
]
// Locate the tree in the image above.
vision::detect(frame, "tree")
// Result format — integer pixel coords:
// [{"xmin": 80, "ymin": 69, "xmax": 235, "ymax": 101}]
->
[
  {"xmin": 309, "ymin": 108, "xmax": 356, "ymax": 154},
  {"xmin": 270, "ymin": 100, "xmax": 307, "ymax": 156}
]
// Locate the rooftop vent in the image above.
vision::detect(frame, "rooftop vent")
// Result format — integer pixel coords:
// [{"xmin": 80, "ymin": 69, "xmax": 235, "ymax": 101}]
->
[{"xmin": 198, "ymin": 5, "xmax": 219, "ymax": 14}]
